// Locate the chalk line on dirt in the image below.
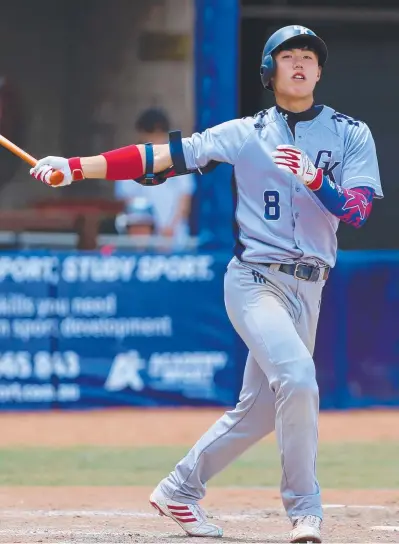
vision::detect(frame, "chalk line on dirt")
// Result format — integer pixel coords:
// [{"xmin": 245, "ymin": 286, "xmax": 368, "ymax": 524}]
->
[
  {"xmin": 0, "ymin": 503, "xmax": 395, "ymax": 520},
  {"xmin": 371, "ymin": 525, "xmax": 399, "ymax": 531}
]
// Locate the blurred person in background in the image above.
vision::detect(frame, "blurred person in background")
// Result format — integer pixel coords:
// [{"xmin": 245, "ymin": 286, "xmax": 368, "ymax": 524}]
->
[
  {"xmin": 114, "ymin": 109, "xmax": 195, "ymax": 251},
  {"xmin": 98, "ymin": 197, "xmax": 156, "ymax": 255},
  {"xmin": 115, "ymin": 197, "xmax": 155, "ymax": 249}
]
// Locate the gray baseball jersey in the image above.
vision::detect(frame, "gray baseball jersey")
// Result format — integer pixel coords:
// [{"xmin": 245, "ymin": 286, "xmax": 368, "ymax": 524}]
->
[{"xmin": 182, "ymin": 105, "xmax": 382, "ymax": 267}]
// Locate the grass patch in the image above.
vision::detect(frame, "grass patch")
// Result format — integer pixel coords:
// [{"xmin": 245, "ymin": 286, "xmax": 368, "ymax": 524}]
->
[{"xmin": 0, "ymin": 442, "xmax": 398, "ymax": 487}]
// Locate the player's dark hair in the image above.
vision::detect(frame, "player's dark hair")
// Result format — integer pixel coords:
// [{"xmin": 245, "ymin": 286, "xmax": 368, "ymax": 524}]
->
[
  {"xmin": 136, "ymin": 108, "xmax": 170, "ymax": 133},
  {"xmin": 274, "ymin": 37, "xmax": 320, "ymax": 65}
]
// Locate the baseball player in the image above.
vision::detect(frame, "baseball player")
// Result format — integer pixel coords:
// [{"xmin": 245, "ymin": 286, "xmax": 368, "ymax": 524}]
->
[{"xmin": 31, "ymin": 25, "xmax": 382, "ymax": 544}]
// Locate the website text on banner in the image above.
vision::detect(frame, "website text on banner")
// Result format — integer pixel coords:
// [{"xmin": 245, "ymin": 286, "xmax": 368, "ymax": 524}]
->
[{"xmin": 0, "ymin": 252, "xmax": 237, "ymax": 409}]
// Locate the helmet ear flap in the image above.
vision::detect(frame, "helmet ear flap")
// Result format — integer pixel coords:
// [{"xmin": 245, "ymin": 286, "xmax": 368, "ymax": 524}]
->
[{"xmin": 260, "ymin": 54, "xmax": 275, "ymax": 91}]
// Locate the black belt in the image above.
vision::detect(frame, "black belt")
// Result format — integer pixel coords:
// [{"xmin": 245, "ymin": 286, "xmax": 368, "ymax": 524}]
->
[{"xmin": 265, "ymin": 262, "xmax": 330, "ymax": 282}]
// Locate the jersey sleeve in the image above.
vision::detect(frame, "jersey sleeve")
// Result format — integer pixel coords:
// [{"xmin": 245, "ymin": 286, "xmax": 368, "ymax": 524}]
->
[
  {"xmin": 182, "ymin": 119, "xmax": 252, "ymax": 170},
  {"xmin": 341, "ymin": 123, "xmax": 383, "ymax": 198}
]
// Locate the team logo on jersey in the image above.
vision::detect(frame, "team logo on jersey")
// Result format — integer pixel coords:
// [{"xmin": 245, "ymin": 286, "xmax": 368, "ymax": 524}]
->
[{"xmin": 314, "ymin": 150, "xmax": 341, "ymax": 183}]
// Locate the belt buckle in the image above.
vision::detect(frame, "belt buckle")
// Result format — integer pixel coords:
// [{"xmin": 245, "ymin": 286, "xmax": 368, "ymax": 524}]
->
[{"xmin": 294, "ymin": 263, "xmax": 308, "ymax": 281}]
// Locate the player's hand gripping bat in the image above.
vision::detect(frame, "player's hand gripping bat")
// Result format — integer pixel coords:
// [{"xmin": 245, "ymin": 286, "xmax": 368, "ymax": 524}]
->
[{"xmin": 0, "ymin": 134, "xmax": 65, "ymax": 186}]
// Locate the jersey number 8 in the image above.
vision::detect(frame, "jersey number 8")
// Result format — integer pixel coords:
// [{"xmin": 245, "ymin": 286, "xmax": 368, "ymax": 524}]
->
[{"xmin": 264, "ymin": 190, "xmax": 280, "ymax": 220}]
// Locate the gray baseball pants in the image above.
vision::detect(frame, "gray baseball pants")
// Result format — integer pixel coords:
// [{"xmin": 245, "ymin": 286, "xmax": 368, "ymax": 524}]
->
[{"xmin": 158, "ymin": 256, "xmax": 325, "ymax": 520}]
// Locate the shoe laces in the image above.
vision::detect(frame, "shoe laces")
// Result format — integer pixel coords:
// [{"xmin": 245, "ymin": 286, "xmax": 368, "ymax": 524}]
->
[
  {"xmin": 189, "ymin": 504, "xmax": 208, "ymax": 523},
  {"xmin": 293, "ymin": 515, "xmax": 321, "ymax": 529}
]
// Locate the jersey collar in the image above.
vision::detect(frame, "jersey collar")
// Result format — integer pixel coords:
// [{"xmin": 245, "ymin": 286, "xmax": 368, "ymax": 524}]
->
[{"xmin": 275, "ymin": 103, "xmax": 324, "ymax": 123}]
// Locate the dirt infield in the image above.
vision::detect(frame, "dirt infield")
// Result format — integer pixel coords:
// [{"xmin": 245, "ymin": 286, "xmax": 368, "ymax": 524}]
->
[
  {"xmin": 1, "ymin": 407, "xmax": 399, "ymax": 446},
  {"xmin": 1, "ymin": 487, "xmax": 399, "ymax": 543},
  {"xmin": 0, "ymin": 409, "xmax": 398, "ymax": 543}
]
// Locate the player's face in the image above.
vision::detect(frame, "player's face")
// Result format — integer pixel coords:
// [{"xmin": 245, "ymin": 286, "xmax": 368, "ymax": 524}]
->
[
  {"xmin": 127, "ymin": 223, "xmax": 154, "ymax": 236},
  {"xmin": 272, "ymin": 48, "xmax": 321, "ymax": 99}
]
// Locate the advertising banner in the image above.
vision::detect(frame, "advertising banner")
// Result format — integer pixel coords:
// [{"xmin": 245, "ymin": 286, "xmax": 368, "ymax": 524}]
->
[
  {"xmin": 0, "ymin": 252, "xmax": 237, "ymax": 409},
  {"xmin": 0, "ymin": 250, "xmax": 398, "ymax": 410}
]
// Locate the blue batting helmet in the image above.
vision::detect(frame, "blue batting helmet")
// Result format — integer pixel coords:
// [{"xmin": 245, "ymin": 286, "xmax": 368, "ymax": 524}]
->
[{"xmin": 260, "ymin": 25, "xmax": 328, "ymax": 91}]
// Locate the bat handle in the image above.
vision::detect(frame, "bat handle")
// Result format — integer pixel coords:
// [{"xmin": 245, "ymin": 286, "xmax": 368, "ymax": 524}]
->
[
  {"xmin": 49, "ymin": 170, "xmax": 65, "ymax": 186},
  {"xmin": 28, "ymin": 157, "xmax": 65, "ymax": 186}
]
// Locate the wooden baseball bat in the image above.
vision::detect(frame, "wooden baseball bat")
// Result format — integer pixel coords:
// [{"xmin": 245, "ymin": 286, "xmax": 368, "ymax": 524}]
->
[{"xmin": 0, "ymin": 134, "xmax": 64, "ymax": 186}]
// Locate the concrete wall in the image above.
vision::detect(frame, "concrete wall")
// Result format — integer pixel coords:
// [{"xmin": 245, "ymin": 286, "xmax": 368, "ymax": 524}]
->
[{"xmin": 0, "ymin": 0, "xmax": 194, "ymax": 208}]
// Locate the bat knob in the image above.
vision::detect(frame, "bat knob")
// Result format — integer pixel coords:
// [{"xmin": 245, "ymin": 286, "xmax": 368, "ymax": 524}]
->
[{"xmin": 49, "ymin": 170, "xmax": 64, "ymax": 186}]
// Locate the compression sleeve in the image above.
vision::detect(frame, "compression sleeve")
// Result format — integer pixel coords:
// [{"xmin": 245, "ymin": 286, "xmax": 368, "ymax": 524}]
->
[{"xmin": 307, "ymin": 174, "xmax": 374, "ymax": 228}]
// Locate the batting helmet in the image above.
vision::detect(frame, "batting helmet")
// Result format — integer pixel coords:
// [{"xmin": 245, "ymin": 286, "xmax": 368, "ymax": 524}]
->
[
  {"xmin": 260, "ymin": 25, "xmax": 328, "ymax": 91},
  {"xmin": 115, "ymin": 197, "xmax": 155, "ymax": 234}
]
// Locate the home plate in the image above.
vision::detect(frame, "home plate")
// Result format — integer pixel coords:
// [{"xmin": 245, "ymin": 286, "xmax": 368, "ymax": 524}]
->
[{"xmin": 371, "ymin": 526, "xmax": 399, "ymax": 532}]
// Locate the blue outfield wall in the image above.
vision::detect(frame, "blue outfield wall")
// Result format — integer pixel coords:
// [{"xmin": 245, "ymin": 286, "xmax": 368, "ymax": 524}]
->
[
  {"xmin": 314, "ymin": 250, "xmax": 399, "ymax": 409},
  {"xmin": 0, "ymin": 250, "xmax": 398, "ymax": 411}
]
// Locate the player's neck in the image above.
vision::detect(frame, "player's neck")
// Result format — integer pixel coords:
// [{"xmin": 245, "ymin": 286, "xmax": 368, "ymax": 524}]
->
[{"xmin": 275, "ymin": 94, "xmax": 314, "ymax": 113}]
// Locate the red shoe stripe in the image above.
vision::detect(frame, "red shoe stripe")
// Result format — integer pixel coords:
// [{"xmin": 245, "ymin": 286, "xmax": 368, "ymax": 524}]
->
[
  {"xmin": 149, "ymin": 501, "xmax": 165, "ymax": 517},
  {"xmin": 170, "ymin": 511, "xmax": 195, "ymax": 517},
  {"xmin": 174, "ymin": 516, "xmax": 197, "ymax": 523},
  {"xmin": 167, "ymin": 504, "xmax": 189, "ymax": 510}
]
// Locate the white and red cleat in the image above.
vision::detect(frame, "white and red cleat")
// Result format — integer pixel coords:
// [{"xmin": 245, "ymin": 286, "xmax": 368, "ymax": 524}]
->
[
  {"xmin": 149, "ymin": 487, "xmax": 223, "ymax": 537},
  {"xmin": 290, "ymin": 515, "xmax": 322, "ymax": 543}
]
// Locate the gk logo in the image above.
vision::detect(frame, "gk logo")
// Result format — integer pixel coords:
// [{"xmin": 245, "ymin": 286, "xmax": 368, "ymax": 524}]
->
[{"xmin": 314, "ymin": 150, "xmax": 341, "ymax": 183}]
